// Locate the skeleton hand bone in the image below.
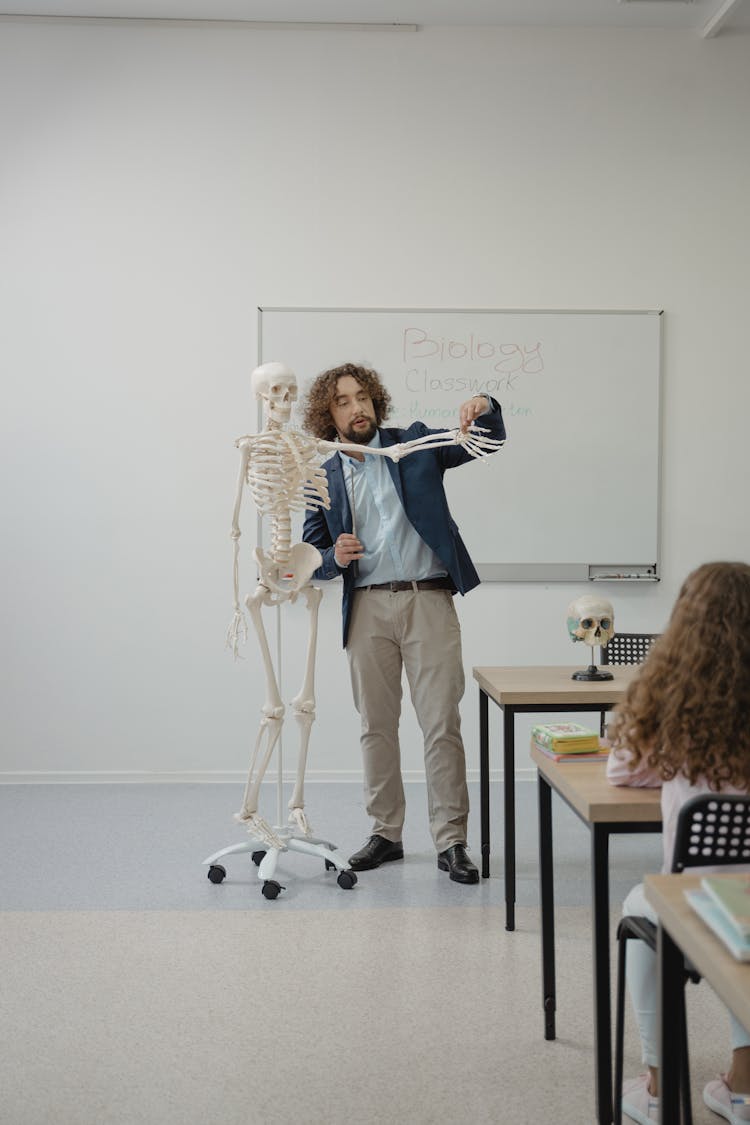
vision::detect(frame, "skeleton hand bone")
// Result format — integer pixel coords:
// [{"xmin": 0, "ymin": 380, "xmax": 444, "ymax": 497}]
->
[{"xmin": 387, "ymin": 424, "xmax": 504, "ymax": 463}]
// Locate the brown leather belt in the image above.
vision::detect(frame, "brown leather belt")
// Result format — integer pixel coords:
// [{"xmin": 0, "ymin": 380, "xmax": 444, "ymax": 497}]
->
[{"xmin": 357, "ymin": 577, "xmax": 455, "ymax": 593}]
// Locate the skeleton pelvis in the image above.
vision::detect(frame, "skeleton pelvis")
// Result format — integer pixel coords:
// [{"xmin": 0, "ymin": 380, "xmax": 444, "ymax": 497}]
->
[{"xmin": 253, "ymin": 543, "xmax": 322, "ymax": 596}]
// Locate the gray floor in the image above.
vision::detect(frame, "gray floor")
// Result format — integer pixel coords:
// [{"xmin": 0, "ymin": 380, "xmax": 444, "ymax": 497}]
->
[
  {"xmin": 0, "ymin": 779, "xmax": 663, "ymax": 911},
  {"xmin": 1, "ymin": 781, "xmax": 732, "ymax": 1125}
]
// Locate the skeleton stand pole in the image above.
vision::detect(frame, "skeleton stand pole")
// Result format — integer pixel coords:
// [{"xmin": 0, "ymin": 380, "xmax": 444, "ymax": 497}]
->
[{"xmin": 275, "ymin": 602, "xmax": 284, "ymax": 829}]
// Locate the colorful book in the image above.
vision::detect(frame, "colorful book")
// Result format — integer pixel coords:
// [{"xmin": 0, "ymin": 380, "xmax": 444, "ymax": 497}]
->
[
  {"xmin": 531, "ymin": 722, "xmax": 600, "ymax": 753},
  {"xmin": 532, "ymin": 739, "xmax": 609, "ymax": 764},
  {"xmin": 700, "ymin": 874, "xmax": 750, "ymax": 939},
  {"xmin": 685, "ymin": 888, "xmax": 750, "ymax": 962}
]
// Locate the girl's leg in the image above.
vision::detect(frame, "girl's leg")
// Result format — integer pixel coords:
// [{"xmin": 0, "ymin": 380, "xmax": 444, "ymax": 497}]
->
[
  {"xmin": 728, "ymin": 1026, "xmax": 750, "ymax": 1092},
  {"xmin": 622, "ymin": 883, "xmax": 660, "ymax": 1091},
  {"xmin": 704, "ymin": 1037, "xmax": 750, "ymax": 1122}
]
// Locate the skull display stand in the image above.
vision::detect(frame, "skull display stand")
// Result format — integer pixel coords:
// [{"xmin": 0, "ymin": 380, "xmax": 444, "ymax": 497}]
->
[
  {"xmin": 204, "ymin": 363, "xmax": 503, "ymax": 900},
  {"xmin": 566, "ymin": 594, "xmax": 616, "ymax": 682}
]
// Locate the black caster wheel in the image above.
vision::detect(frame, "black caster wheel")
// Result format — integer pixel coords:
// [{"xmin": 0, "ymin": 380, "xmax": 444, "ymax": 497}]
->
[
  {"xmin": 337, "ymin": 869, "xmax": 357, "ymax": 890},
  {"xmin": 252, "ymin": 850, "xmax": 267, "ymax": 867},
  {"xmin": 262, "ymin": 880, "xmax": 284, "ymax": 900},
  {"xmin": 325, "ymin": 859, "xmax": 336, "ymax": 871},
  {"xmin": 207, "ymin": 864, "xmax": 226, "ymax": 884}
]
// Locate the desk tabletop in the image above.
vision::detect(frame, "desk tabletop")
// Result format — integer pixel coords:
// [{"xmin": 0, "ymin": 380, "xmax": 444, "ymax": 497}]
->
[
  {"xmin": 473, "ymin": 664, "xmax": 641, "ymax": 706},
  {"xmin": 530, "ymin": 743, "xmax": 663, "ymax": 825},
  {"xmin": 645, "ymin": 873, "xmax": 750, "ymax": 1031}
]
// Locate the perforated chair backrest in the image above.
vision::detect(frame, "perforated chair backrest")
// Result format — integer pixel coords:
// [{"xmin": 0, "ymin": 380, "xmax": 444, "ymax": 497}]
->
[
  {"xmin": 672, "ymin": 794, "xmax": 750, "ymax": 873},
  {"xmin": 600, "ymin": 632, "xmax": 660, "ymax": 666}
]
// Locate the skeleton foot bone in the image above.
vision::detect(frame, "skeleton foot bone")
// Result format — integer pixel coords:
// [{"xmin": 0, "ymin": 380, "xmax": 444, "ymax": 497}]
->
[
  {"xmin": 234, "ymin": 811, "xmax": 287, "ymax": 851},
  {"xmin": 288, "ymin": 806, "xmax": 312, "ymax": 836}
]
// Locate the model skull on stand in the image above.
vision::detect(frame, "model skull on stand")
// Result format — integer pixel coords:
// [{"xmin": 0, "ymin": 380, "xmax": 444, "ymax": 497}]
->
[{"xmin": 566, "ymin": 594, "xmax": 616, "ymax": 681}]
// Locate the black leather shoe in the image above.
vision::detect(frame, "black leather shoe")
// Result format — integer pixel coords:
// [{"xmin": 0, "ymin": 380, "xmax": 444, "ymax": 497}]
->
[
  {"xmin": 437, "ymin": 844, "xmax": 479, "ymax": 884},
  {"xmin": 348, "ymin": 834, "xmax": 404, "ymax": 871}
]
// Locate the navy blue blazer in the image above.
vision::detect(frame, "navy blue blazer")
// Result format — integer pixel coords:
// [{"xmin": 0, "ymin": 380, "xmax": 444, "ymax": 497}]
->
[{"xmin": 302, "ymin": 398, "xmax": 506, "ymax": 647}]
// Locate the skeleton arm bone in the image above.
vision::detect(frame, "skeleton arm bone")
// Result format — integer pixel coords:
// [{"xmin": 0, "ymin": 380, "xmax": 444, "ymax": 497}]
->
[
  {"xmin": 315, "ymin": 425, "xmax": 503, "ymax": 465},
  {"xmin": 226, "ymin": 440, "xmax": 252, "ymax": 658},
  {"xmin": 315, "ymin": 438, "xmax": 401, "ymax": 459},
  {"xmin": 384, "ymin": 426, "xmax": 505, "ymax": 462}
]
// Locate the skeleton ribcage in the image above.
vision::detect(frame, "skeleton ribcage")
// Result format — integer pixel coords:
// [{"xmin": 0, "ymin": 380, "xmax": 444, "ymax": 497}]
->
[
  {"xmin": 245, "ymin": 435, "xmax": 330, "ymax": 518},
  {"xmin": 243, "ymin": 434, "xmax": 331, "ymax": 565}
]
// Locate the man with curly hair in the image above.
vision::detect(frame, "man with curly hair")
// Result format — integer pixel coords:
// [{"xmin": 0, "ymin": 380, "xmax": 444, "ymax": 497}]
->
[{"xmin": 301, "ymin": 362, "xmax": 505, "ymax": 884}]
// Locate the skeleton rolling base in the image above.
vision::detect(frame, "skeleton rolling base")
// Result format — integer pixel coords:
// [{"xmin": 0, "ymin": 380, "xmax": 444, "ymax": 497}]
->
[{"xmin": 203, "ymin": 831, "xmax": 357, "ymax": 900}]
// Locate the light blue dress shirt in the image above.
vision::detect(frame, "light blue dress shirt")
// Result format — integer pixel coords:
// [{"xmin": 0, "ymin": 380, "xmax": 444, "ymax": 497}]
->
[{"xmin": 338, "ymin": 432, "xmax": 448, "ymax": 587}]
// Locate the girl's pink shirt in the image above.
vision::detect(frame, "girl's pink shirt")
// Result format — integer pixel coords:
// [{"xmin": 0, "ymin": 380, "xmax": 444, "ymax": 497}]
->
[{"xmin": 606, "ymin": 745, "xmax": 748, "ymax": 874}]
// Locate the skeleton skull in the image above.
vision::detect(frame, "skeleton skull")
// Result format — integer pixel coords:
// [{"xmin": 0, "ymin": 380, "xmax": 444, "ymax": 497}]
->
[
  {"xmin": 566, "ymin": 595, "xmax": 616, "ymax": 648},
  {"xmin": 251, "ymin": 362, "xmax": 297, "ymax": 425}
]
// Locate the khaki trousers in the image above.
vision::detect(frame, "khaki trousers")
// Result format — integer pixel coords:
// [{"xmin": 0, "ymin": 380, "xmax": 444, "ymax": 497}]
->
[{"xmin": 346, "ymin": 587, "xmax": 469, "ymax": 853}]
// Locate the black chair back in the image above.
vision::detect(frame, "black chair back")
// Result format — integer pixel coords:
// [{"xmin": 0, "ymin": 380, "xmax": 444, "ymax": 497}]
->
[
  {"xmin": 598, "ymin": 632, "xmax": 660, "ymax": 737},
  {"xmin": 601, "ymin": 632, "xmax": 660, "ymax": 666},
  {"xmin": 614, "ymin": 791, "xmax": 750, "ymax": 1124},
  {"xmin": 672, "ymin": 793, "xmax": 750, "ymax": 873}
]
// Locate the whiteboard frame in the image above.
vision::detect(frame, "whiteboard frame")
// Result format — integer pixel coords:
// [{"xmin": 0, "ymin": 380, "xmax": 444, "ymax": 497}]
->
[{"xmin": 258, "ymin": 306, "xmax": 663, "ymax": 584}]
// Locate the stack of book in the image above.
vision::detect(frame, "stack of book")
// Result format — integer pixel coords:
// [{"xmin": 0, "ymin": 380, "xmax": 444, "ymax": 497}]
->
[
  {"xmin": 685, "ymin": 872, "xmax": 750, "ymax": 961},
  {"xmin": 531, "ymin": 722, "xmax": 608, "ymax": 763}
]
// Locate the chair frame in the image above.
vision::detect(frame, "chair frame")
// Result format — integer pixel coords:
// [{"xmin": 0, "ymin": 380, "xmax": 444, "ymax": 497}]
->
[{"xmin": 614, "ymin": 793, "xmax": 750, "ymax": 1125}]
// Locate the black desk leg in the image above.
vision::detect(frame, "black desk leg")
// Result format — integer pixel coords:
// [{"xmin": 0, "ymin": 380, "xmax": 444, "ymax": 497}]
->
[
  {"xmin": 538, "ymin": 773, "xmax": 556, "ymax": 1040},
  {"xmin": 504, "ymin": 706, "xmax": 516, "ymax": 931},
  {"xmin": 592, "ymin": 825, "xmax": 614, "ymax": 1125},
  {"xmin": 479, "ymin": 690, "xmax": 490, "ymax": 879},
  {"xmin": 658, "ymin": 924, "xmax": 683, "ymax": 1125}
]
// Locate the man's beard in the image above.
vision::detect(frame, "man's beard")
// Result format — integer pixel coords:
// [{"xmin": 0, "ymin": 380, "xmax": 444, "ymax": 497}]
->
[{"xmin": 341, "ymin": 417, "xmax": 377, "ymax": 445}]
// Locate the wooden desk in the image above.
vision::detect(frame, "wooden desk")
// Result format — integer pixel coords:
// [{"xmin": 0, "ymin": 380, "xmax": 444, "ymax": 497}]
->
[
  {"xmin": 532, "ymin": 744, "xmax": 662, "ymax": 1125},
  {"xmin": 645, "ymin": 874, "xmax": 750, "ymax": 1125},
  {"xmin": 473, "ymin": 664, "xmax": 640, "ymax": 929}
]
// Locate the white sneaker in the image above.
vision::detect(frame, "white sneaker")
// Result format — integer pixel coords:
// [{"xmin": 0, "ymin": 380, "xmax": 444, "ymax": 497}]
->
[
  {"xmin": 622, "ymin": 1074, "xmax": 659, "ymax": 1124},
  {"xmin": 704, "ymin": 1075, "xmax": 750, "ymax": 1123}
]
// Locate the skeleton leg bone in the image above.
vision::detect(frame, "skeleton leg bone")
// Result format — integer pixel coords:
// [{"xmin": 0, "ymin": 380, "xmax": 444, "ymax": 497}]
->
[
  {"xmin": 235, "ymin": 716, "xmax": 287, "ymax": 849},
  {"xmin": 233, "ymin": 584, "xmax": 289, "ymax": 850},
  {"xmin": 287, "ymin": 584, "xmax": 323, "ymax": 834}
]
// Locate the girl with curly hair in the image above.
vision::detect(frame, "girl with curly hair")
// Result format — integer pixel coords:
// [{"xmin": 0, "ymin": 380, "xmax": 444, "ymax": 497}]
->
[{"xmin": 608, "ymin": 560, "xmax": 750, "ymax": 1125}]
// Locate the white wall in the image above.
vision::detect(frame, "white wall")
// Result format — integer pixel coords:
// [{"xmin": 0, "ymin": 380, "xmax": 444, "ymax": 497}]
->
[{"xmin": 2, "ymin": 18, "xmax": 749, "ymax": 781}]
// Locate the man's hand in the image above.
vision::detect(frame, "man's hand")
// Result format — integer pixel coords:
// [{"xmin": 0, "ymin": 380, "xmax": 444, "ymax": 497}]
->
[
  {"xmin": 458, "ymin": 395, "xmax": 489, "ymax": 433},
  {"xmin": 334, "ymin": 533, "xmax": 364, "ymax": 568}
]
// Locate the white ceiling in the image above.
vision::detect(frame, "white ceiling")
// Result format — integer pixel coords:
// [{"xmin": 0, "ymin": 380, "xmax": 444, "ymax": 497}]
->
[{"xmin": 1, "ymin": 0, "xmax": 749, "ymax": 38}]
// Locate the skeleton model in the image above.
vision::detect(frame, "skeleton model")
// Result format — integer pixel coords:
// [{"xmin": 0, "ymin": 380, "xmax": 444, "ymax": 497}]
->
[
  {"xmin": 203, "ymin": 362, "xmax": 502, "ymax": 899},
  {"xmin": 566, "ymin": 594, "xmax": 616, "ymax": 682}
]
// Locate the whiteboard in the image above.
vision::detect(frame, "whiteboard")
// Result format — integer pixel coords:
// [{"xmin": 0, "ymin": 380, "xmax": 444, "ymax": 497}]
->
[{"xmin": 258, "ymin": 307, "xmax": 662, "ymax": 582}]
